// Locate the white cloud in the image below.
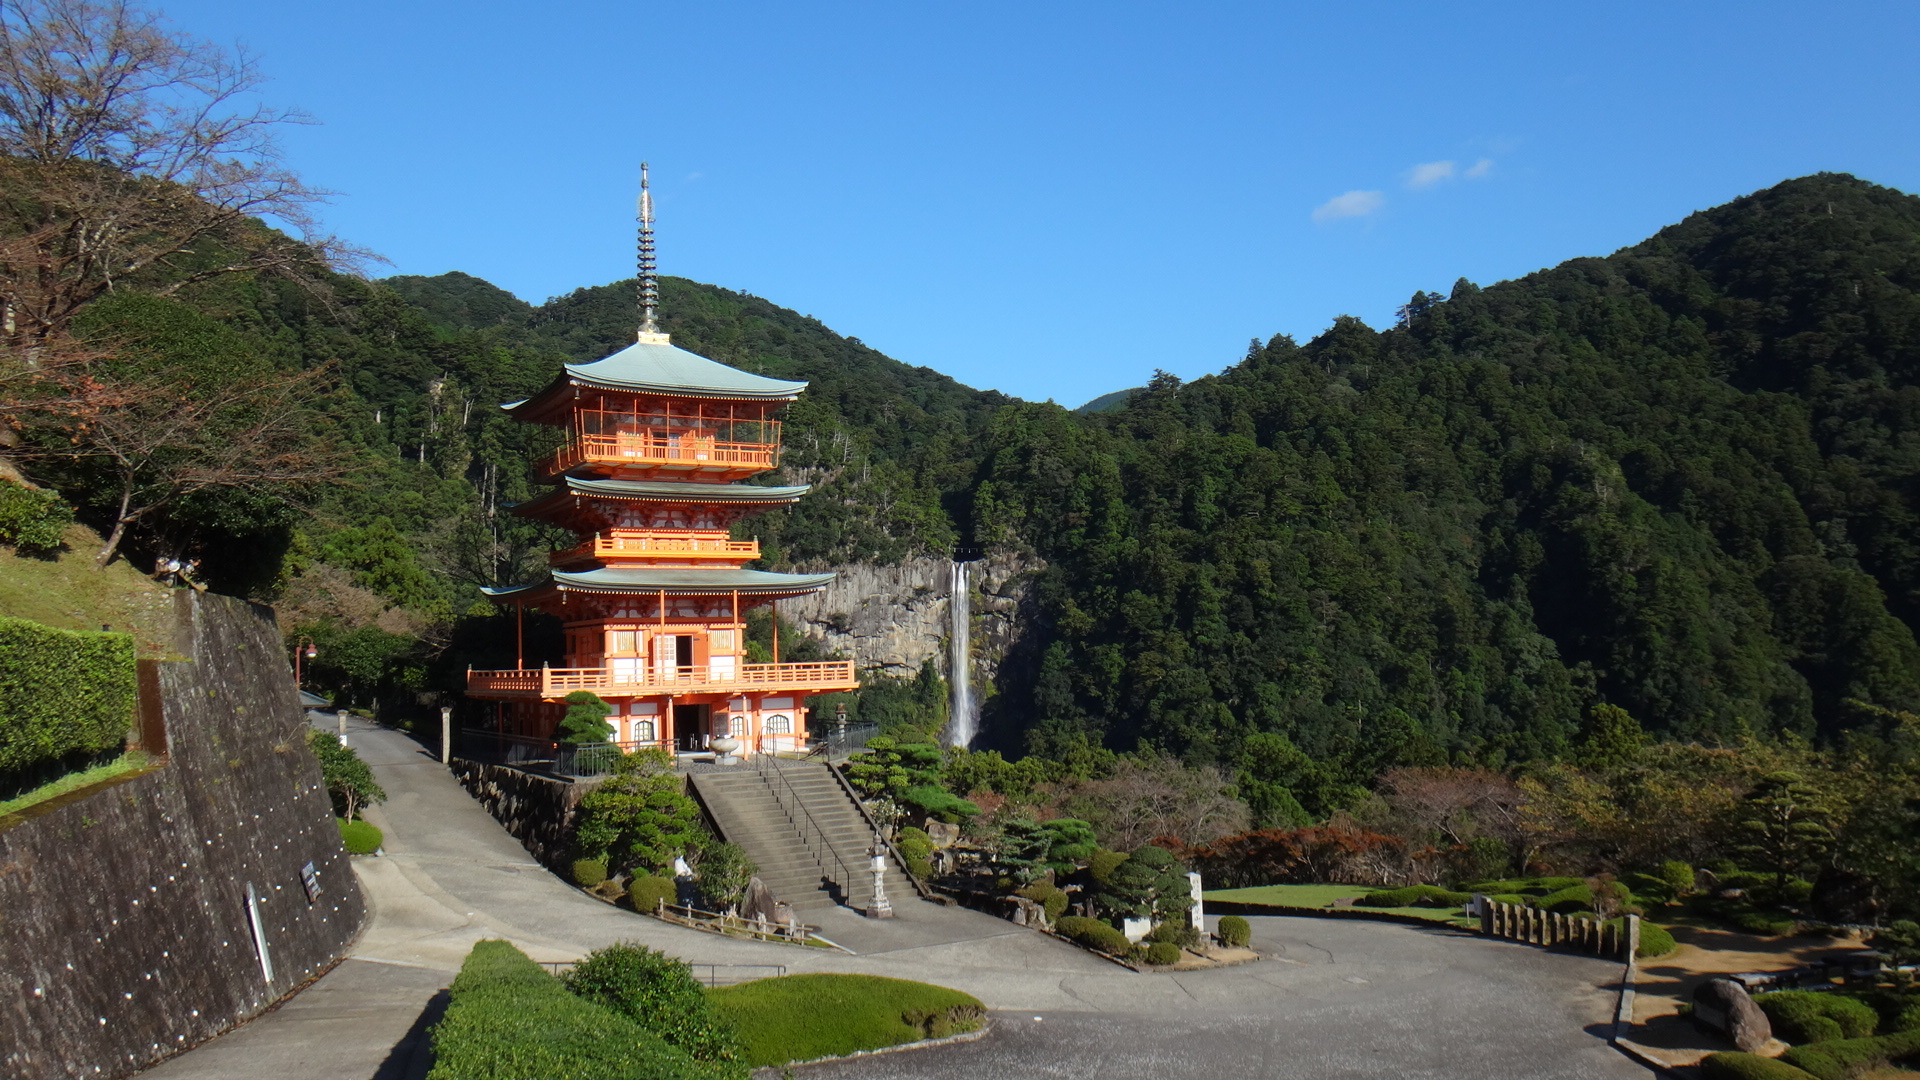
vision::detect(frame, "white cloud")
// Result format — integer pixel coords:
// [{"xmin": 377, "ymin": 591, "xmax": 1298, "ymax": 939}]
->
[
  {"xmin": 1464, "ymin": 158, "xmax": 1494, "ymax": 179},
  {"xmin": 1406, "ymin": 160, "xmax": 1456, "ymax": 189},
  {"xmin": 1312, "ymin": 189, "xmax": 1384, "ymax": 223}
]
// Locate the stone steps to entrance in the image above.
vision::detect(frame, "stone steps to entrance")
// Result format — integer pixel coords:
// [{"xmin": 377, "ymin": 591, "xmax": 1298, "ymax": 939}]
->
[{"xmin": 688, "ymin": 761, "xmax": 916, "ymax": 914}]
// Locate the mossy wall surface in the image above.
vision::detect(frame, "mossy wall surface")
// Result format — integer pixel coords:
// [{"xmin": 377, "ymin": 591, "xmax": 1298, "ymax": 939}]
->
[{"xmin": 0, "ymin": 592, "xmax": 366, "ymax": 1080}]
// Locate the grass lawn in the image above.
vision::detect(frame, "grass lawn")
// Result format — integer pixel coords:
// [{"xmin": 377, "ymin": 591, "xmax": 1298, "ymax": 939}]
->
[
  {"xmin": 706, "ymin": 973, "xmax": 983, "ymax": 1067},
  {"xmin": 1205, "ymin": 883, "xmax": 1473, "ymax": 925},
  {"xmin": 0, "ymin": 522, "xmax": 178, "ymax": 657},
  {"xmin": 0, "ymin": 750, "xmax": 155, "ymax": 823}
]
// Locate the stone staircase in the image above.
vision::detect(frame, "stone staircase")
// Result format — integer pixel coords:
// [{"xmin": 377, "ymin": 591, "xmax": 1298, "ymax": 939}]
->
[{"xmin": 688, "ymin": 759, "xmax": 916, "ymax": 913}]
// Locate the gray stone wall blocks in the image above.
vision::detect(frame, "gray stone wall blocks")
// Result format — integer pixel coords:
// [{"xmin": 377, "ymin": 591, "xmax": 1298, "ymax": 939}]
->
[{"xmin": 0, "ymin": 591, "xmax": 366, "ymax": 1080}]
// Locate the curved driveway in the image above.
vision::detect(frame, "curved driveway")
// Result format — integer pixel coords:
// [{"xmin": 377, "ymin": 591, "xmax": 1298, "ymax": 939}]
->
[{"xmin": 140, "ymin": 716, "xmax": 1648, "ymax": 1079}]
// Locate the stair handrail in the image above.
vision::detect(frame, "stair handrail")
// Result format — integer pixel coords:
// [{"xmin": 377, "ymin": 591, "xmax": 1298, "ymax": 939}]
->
[
  {"xmin": 825, "ymin": 759, "xmax": 935, "ymax": 900},
  {"xmin": 751, "ymin": 752, "xmax": 860, "ymax": 906}
]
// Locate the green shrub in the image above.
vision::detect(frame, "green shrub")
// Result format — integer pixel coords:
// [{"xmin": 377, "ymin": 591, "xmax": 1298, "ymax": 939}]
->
[
  {"xmin": 1779, "ymin": 1029, "xmax": 1920, "ymax": 1080},
  {"xmin": 707, "ymin": 974, "xmax": 982, "ymax": 1068},
  {"xmin": 1016, "ymin": 883, "xmax": 1068, "ymax": 924},
  {"xmin": 572, "ymin": 858, "xmax": 610, "ymax": 888},
  {"xmin": 564, "ymin": 943, "xmax": 743, "ymax": 1065},
  {"xmin": 1699, "ymin": 1052, "xmax": 1820, "ymax": 1079},
  {"xmin": 1217, "ymin": 915, "xmax": 1251, "ymax": 947},
  {"xmin": 0, "ymin": 617, "xmax": 135, "ymax": 784},
  {"xmin": 1736, "ymin": 911, "xmax": 1800, "ymax": 937},
  {"xmin": 0, "ymin": 480, "xmax": 72, "ymax": 553},
  {"xmin": 427, "ymin": 940, "xmax": 735, "ymax": 1080},
  {"xmin": 1538, "ymin": 883, "xmax": 1593, "ymax": 912},
  {"xmin": 338, "ymin": 818, "xmax": 383, "ymax": 855},
  {"xmin": 1149, "ymin": 919, "xmax": 1199, "ymax": 947},
  {"xmin": 629, "ymin": 874, "xmax": 676, "ymax": 913},
  {"xmin": 1658, "ymin": 859, "xmax": 1696, "ymax": 898},
  {"xmin": 1636, "ymin": 920, "xmax": 1677, "ymax": 957},
  {"xmin": 1088, "ymin": 848, "xmax": 1129, "ymax": 884},
  {"xmin": 1357, "ymin": 884, "xmax": 1470, "ymax": 908},
  {"xmin": 1145, "ymin": 941, "xmax": 1181, "ymax": 966},
  {"xmin": 1892, "ymin": 1003, "xmax": 1920, "ymax": 1033},
  {"xmin": 1053, "ymin": 915, "xmax": 1132, "ymax": 955},
  {"xmin": 897, "ymin": 831, "xmax": 936, "ymax": 880},
  {"xmin": 1757, "ymin": 991, "xmax": 1879, "ymax": 1044}
]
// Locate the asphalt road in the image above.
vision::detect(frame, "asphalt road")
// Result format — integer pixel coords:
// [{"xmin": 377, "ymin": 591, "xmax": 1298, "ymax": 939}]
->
[{"xmin": 137, "ymin": 716, "xmax": 1650, "ymax": 1080}]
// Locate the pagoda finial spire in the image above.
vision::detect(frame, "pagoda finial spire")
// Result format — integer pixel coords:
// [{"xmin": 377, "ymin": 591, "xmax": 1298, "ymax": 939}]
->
[{"xmin": 637, "ymin": 162, "xmax": 666, "ymax": 343}]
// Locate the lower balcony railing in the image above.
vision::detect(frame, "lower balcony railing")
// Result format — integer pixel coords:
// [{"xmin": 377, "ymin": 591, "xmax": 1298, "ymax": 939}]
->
[{"xmin": 466, "ymin": 660, "xmax": 859, "ymax": 698}]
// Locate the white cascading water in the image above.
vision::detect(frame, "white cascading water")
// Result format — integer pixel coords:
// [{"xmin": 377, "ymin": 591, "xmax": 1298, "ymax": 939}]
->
[{"xmin": 946, "ymin": 559, "xmax": 978, "ymax": 747}]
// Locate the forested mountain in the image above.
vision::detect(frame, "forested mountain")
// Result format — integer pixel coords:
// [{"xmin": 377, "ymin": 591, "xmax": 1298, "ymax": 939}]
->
[{"xmin": 974, "ymin": 173, "xmax": 1920, "ymax": 787}]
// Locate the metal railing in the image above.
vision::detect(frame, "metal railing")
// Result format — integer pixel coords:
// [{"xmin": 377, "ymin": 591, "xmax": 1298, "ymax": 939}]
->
[
  {"xmin": 467, "ymin": 660, "xmax": 860, "ymax": 698},
  {"xmin": 753, "ymin": 752, "xmax": 861, "ymax": 909},
  {"xmin": 457, "ymin": 730, "xmax": 626, "ymax": 777},
  {"xmin": 809, "ymin": 721, "xmax": 879, "ymax": 762}
]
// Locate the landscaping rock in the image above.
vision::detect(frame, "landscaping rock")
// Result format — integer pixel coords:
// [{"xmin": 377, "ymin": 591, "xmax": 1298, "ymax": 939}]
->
[
  {"xmin": 1693, "ymin": 977, "xmax": 1773, "ymax": 1051},
  {"xmin": 740, "ymin": 876, "xmax": 779, "ymax": 924},
  {"xmin": 926, "ymin": 820, "xmax": 961, "ymax": 848}
]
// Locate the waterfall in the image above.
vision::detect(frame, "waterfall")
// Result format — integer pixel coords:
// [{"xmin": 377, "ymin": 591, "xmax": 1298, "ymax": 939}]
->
[{"xmin": 946, "ymin": 559, "xmax": 977, "ymax": 747}]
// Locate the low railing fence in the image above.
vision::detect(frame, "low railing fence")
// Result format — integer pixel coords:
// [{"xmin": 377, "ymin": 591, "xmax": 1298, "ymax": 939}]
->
[
  {"xmin": 537, "ymin": 959, "xmax": 788, "ymax": 986},
  {"xmin": 468, "ymin": 660, "xmax": 859, "ymax": 697},
  {"xmin": 652, "ymin": 900, "xmax": 829, "ymax": 948},
  {"xmin": 456, "ymin": 730, "xmax": 627, "ymax": 777},
  {"xmin": 808, "ymin": 721, "xmax": 878, "ymax": 761},
  {"xmin": 1477, "ymin": 897, "xmax": 1635, "ymax": 959}
]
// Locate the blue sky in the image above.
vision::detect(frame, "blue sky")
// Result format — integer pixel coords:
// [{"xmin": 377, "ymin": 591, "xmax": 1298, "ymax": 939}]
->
[{"xmin": 160, "ymin": 0, "xmax": 1919, "ymax": 406}]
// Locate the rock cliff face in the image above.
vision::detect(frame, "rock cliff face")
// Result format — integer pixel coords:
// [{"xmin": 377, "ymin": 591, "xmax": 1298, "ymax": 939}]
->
[{"xmin": 781, "ymin": 550, "xmax": 1044, "ymax": 684}]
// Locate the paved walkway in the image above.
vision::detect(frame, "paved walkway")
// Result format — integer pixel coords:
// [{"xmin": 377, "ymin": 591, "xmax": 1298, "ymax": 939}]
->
[{"xmin": 139, "ymin": 716, "xmax": 1651, "ymax": 1079}]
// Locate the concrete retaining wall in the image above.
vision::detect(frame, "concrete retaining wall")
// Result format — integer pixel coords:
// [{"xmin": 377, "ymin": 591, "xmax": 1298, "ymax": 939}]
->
[{"xmin": 0, "ymin": 592, "xmax": 366, "ymax": 1080}]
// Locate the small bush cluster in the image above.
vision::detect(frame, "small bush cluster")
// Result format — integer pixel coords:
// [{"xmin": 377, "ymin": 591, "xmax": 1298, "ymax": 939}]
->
[
  {"xmin": 1088, "ymin": 848, "xmax": 1129, "ymax": 884},
  {"xmin": 896, "ymin": 827, "xmax": 935, "ymax": 879},
  {"xmin": 338, "ymin": 818, "xmax": 382, "ymax": 855},
  {"xmin": 1779, "ymin": 1029, "xmax": 1920, "ymax": 1080},
  {"xmin": 1736, "ymin": 911, "xmax": 1801, "ymax": 937},
  {"xmin": 1054, "ymin": 915, "xmax": 1132, "ymax": 956},
  {"xmin": 1217, "ymin": 915, "xmax": 1252, "ymax": 947},
  {"xmin": 427, "ymin": 940, "xmax": 737, "ymax": 1080},
  {"xmin": 572, "ymin": 858, "xmax": 610, "ymax": 888},
  {"xmin": 1016, "ymin": 882, "xmax": 1069, "ymax": 924},
  {"xmin": 1757, "ymin": 990, "xmax": 1878, "ymax": 1044},
  {"xmin": 1356, "ymin": 884, "xmax": 1470, "ymax": 908},
  {"xmin": 0, "ymin": 480, "xmax": 72, "ymax": 553},
  {"xmin": 1144, "ymin": 941, "xmax": 1182, "ymax": 966},
  {"xmin": 629, "ymin": 874, "xmax": 676, "ymax": 913},
  {"xmin": 564, "ymin": 943, "xmax": 744, "ymax": 1066}
]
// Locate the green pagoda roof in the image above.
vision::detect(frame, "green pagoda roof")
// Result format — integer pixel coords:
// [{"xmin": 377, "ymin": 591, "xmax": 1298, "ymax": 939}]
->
[
  {"xmin": 565, "ymin": 338, "xmax": 806, "ymax": 401},
  {"xmin": 512, "ymin": 477, "xmax": 811, "ymax": 519},
  {"xmin": 483, "ymin": 567, "xmax": 836, "ymax": 599}
]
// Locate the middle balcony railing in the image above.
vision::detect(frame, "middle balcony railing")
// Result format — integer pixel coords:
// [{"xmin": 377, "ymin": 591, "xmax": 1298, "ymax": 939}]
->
[
  {"xmin": 467, "ymin": 660, "xmax": 860, "ymax": 699},
  {"xmin": 550, "ymin": 530, "xmax": 760, "ymax": 566}
]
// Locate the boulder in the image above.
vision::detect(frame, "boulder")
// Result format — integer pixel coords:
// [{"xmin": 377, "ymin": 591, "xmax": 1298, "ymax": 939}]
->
[
  {"xmin": 740, "ymin": 876, "xmax": 780, "ymax": 924},
  {"xmin": 926, "ymin": 820, "xmax": 961, "ymax": 848},
  {"xmin": 1693, "ymin": 977, "xmax": 1772, "ymax": 1052}
]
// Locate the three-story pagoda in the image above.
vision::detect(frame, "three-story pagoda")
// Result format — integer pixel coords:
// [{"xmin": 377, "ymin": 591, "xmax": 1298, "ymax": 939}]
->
[{"xmin": 466, "ymin": 167, "xmax": 857, "ymax": 752}]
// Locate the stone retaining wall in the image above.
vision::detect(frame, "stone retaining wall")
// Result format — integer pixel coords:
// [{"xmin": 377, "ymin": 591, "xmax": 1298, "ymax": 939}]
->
[
  {"xmin": 0, "ymin": 592, "xmax": 366, "ymax": 1080},
  {"xmin": 449, "ymin": 760, "xmax": 598, "ymax": 869}
]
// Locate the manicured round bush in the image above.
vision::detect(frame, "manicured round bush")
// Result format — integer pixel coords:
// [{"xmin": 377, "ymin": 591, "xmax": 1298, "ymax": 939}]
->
[
  {"xmin": 1658, "ymin": 859, "xmax": 1696, "ymax": 898},
  {"xmin": 338, "ymin": 817, "xmax": 382, "ymax": 855},
  {"xmin": 628, "ymin": 874, "xmax": 676, "ymax": 913},
  {"xmin": 571, "ymin": 857, "xmax": 609, "ymax": 888},
  {"xmin": 1144, "ymin": 941, "xmax": 1181, "ymax": 966},
  {"xmin": 1217, "ymin": 915, "xmax": 1251, "ymax": 948},
  {"xmin": 1088, "ymin": 848, "xmax": 1129, "ymax": 884},
  {"xmin": 564, "ymin": 942, "xmax": 744, "ymax": 1063},
  {"xmin": 1757, "ymin": 991, "xmax": 1878, "ymax": 1043},
  {"xmin": 1636, "ymin": 920, "xmax": 1677, "ymax": 957},
  {"xmin": 1053, "ymin": 915, "xmax": 1131, "ymax": 955},
  {"xmin": 1148, "ymin": 919, "xmax": 1198, "ymax": 946},
  {"xmin": 897, "ymin": 832, "xmax": 936, "ymax": 879}
]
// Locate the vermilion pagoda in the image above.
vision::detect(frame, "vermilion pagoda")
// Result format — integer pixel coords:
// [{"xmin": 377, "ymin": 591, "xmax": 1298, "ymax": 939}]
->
[{"xmin": 465, "ymin": 168, "xmax": 857, "ymax": 752}]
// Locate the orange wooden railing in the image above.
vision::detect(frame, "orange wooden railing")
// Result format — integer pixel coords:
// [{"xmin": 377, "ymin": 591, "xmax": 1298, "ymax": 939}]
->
[
  {"xmin": 467, "ymin": 660, "xmax": 859, "ymax": 698},
  {"xmin": 545, "ymin": 432, "xmax": 778, "ymax": 476},
  {"xmin": 550, "ymin": 530, "xmax": 760, "ymax": 565}
]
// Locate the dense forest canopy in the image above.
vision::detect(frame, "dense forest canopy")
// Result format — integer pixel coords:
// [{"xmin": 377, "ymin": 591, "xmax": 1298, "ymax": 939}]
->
[{"xmin": 5, "ymin": 169, "xmax": 1918, "ymax": 783}]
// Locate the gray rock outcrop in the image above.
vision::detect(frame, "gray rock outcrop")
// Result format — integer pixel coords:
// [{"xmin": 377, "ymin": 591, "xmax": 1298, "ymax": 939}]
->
[{"xmin": 1693, "ymin": 977, "xmax": 1772, "ymax": 1051}]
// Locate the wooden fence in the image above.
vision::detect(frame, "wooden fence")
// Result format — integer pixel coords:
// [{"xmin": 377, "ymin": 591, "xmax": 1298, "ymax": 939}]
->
[{"xmin": 1478, "ymin": 897, "xmax": 1637, "ymax": 959}]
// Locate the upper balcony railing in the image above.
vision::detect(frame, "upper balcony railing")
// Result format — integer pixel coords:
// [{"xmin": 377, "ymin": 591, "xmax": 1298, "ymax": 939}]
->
[
  {"xmin": 545, "ymin": 431, "xmax": 778, "ymax": 477},
  {"xmin": 466, "ymin": 660, "xmax": 860, "ymax": 699},
  {"xmin": 550, "ymin": 529, "xmax": 760, "ymax": 566}
]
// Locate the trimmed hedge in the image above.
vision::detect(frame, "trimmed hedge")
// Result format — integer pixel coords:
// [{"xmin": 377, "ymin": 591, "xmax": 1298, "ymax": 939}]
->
[
  {"xmin": 1144, "ymin": 941, "xmax": 1181, "ymax": 965},
  {"xmin": 1700, "ymin": 1052, "xmax": 1820, "ymax": 1079},
  {"xmin": 1054, "ymin": 915, "xmax": 1131, "ymax": 955},
  {"xmin": 0, "ymin": 616, "xmax": 136, "ymax": 780},
  {"xmin": 708, "ymin": 974, "xmax": 982, "ymax": 1068},
  {"xmin": 1357, "ymin": 884, "xmax": 1470, "ymax": 908},
  {"xmin": 897, "ymin": 828, "xmax": 935, "ymax": 879},
  {"xmin": 572, "ymin": 858, "xmax": 610, "ymax": 888},
  {"xmin": 339, "ymin": 818, "xmax": 383, "ymax": 855},
  {"xmin": 563, "ymin": 943, "xmax": 744, "ymax": 1067},
  {"xmin": 1217, "ymin": 915, "xmax": 1251, "ymax": 947},
  {"xmin": 427, "ymin": 940, "xmax": 735, "ymax": 1080},
  {"xmin": 1088, "ymin": 848, "xmax": 1129, "ymax": 884},
  {"xmin": 1780, "ymin": 1029, "xmax": 1920, "ymax": 1080},
  {"xmin": 1757, "ymin": 991, "xmax": 1879, "ymax": 1044},
  {"xmin": 629, "ymin": 874, "xmax": 676, "ymax": 913}
]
